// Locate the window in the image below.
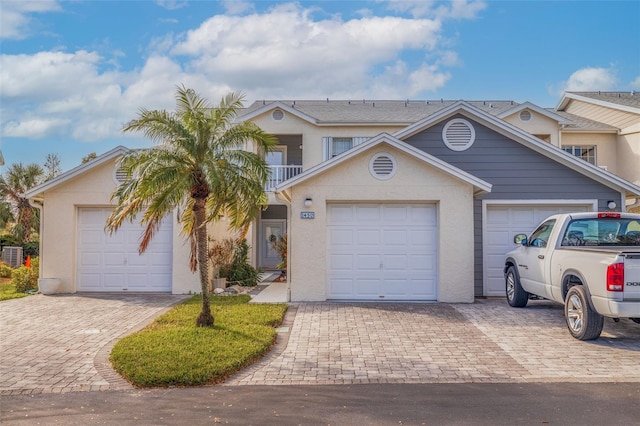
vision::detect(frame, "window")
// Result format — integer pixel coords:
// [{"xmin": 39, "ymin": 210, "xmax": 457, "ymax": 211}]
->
[
  {"xmin": 563, "ymin": 145, "xmax": 596, "ymax": 165},
  {"xmin": 528, "ymin": 219, "xmax": 556, "ymax": 248},
  {"xmin": 561, "ymin": 218, "xmax": 640, "ymax": 246},
  {"xmin": 322, "ymin": 137, "xmax": 371, "ymax": 160}
]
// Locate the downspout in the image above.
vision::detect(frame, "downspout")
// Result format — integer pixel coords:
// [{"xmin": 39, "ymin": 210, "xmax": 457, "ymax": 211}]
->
[
  {"xmin": 275, "ymin": 189, "xmax": 292, "ymax": 302},
  {"xmin": 28, "ymin": 197, "xmax": 44, "ymax": 280}
]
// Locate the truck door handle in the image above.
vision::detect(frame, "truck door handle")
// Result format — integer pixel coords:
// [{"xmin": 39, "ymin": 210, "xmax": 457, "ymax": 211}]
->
[{"xmin": 538, "ymin": 255, "xmax": 544, "ymax": 259}]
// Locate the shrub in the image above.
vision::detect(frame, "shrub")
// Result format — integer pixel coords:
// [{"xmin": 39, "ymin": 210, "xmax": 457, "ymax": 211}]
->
[
  {"xmin": 219, "ymin": 239, "xmax": 260, "ymax": 286},
  {"xmin": 0, "ymin": 263, "xmax": 12, "ymax": 278},
  {"xmin": 11, "ymin": 265, "xmax": 38, "ymax": 293},
  {"xmin": 271, "ymin": 234, "xmax": 287, "ymax": 271}
]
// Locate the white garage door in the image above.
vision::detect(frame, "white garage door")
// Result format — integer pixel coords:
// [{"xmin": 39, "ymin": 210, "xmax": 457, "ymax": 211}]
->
[
  {"xmin": 327, "ymin": 203, "xmax": 437, "ymax": 301},
  {"xmin": 484, "ymin": 203, "xmax": 592, "ymax": 296},
  {"xmin": 76, "ymin": 208, "xmax": 172, "ymax": 292}
]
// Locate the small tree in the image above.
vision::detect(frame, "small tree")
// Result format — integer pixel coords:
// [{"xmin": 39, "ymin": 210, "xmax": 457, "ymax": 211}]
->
[{"xmin": 107, "ymin": 86, "xmax": 275, "ymax": 327}]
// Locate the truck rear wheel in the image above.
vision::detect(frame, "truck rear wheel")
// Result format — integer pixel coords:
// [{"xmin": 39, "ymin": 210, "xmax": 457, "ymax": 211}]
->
[
  {"xmin": 505, "ymin": 266, "xmax": 529, "ymax": 307},
  {"xmin": 564, "ymin": 286, "xmax": 604, "ymax": 340}
]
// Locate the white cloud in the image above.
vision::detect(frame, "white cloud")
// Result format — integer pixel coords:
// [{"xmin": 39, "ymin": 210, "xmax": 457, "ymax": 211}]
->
[
  {"xmin": 155, "ymin": 0, "xmax": 187, "ymax": 11},
  {"xmin": 631, "ymin": 76, "xmax": 640, "ymax": 89},
  {"xmin": 171, "ymin": 4, "xmax": 447, "ymax": 99},
  {"xmin": 561, "ymin": 67, "xmax": 617, "ymax": 92},
  {"xmin": 222, "ymin": 0, "xmax": 254, "ymax": 15},
  {"xmin": 385, "ymin": 0, "xmax": 486, "ymax": 19},
  {"xmin": 0, "ymin": 0, "xmax": 61, "ymax": 40},
  {"xmin": 1, "ymin": 2, "xmax": 481, "ymax": 142}
]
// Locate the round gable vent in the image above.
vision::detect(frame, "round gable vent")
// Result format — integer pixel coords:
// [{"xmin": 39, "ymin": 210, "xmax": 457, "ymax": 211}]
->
[
  {"xmin": 113, "ymin": 164, "xmax": 129, "ymax": 184},
  {"xmin": 519, "ymin": 110, "xmax": 532, "ymax": 121},
  {"xmin": 272, "ymin": 109, "xmax": 284, "ymax": 121},
  {"xmin": 369, "ymin": 152, "xmax": 396, "ymax": 180},
  {"xmin": 442, "ymin": 118, "xmax": 475, "ymax": 151}
]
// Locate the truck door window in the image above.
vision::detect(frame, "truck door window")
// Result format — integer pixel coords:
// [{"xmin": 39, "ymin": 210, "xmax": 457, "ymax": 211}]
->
[{"xmin": 529, "ymin": 220, "xmax": 555, "ymax": 247}]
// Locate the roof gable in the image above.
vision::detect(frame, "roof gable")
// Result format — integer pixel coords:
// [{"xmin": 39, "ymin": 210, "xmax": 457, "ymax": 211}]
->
[
  {"xmin": 497, "ymin": 101, "xmax": 571, "ymax": 124},
  {"xmin": 557, "ymin": 92, "xmax": 640, "ymax": 114},
  {"xmin": 25, "ymin": 145, "xmax": 129, "ymax": 199},
  {"xmin": 393, "ymin": 101, "xmax": 640, "ymax": 198},
  {"xmin": 275, "ymin": 133, "xmax": 492, "ymax": 195}
]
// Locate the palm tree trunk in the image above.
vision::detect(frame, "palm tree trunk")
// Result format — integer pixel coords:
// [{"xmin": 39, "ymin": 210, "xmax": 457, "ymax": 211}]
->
[{"xmin": 194, "ymin": 197, "xmax": 214, "ymax": 327}]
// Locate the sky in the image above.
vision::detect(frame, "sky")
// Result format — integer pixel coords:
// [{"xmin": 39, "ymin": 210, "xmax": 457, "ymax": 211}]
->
[{"xmin": 1, "ymin": 0, "xmax": 639, "ymax": 172}]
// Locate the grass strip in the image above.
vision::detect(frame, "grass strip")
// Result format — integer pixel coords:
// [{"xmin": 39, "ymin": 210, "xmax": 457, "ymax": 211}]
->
[{"xmin": 110, "ymin": 294, "xmax": 287, "ymax": 387}]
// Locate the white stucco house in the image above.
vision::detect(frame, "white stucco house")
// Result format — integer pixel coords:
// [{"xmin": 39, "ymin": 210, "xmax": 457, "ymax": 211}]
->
[{"xmin": 26, "ymin": 92, "xmax": 640, "ymax": 301}]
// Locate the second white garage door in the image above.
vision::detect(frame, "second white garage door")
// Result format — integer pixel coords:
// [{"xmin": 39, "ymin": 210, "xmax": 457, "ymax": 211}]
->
[
  {"xmin": 483, "ymin": 203, "xmax": 592, "ymax": 296},
  {"xmin": 327, "ymin": 203, "xmax": 437, "ymax": 301},
  {"xmin": 76, "ymin": 207, "xmax": 173, "ymax": 292}
]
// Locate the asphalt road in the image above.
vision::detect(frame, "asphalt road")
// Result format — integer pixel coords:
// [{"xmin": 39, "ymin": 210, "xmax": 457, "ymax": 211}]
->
[{"xmin": 2, "ymin": 383, "xmax": 639, "ymax": 425}]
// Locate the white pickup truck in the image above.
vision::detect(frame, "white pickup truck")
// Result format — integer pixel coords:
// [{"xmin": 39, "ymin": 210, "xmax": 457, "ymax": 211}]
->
[{"xmin": 504, "ymin": 212, "xmax": 640, "ymax": 340}]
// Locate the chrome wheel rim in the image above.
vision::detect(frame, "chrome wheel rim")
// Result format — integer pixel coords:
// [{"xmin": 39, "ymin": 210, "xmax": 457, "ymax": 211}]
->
[
  {"xmin": 566, "ymin": 294, "xmax": 584, "ymax": 333},
  {"xmin": 506, "ymin": 273, "xmax": 515, "ymax": 300}
]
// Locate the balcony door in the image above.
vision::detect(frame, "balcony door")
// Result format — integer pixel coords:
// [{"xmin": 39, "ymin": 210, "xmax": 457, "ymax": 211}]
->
[{"xmin": 266, "ymin": 147, "xmax": 287, "ymax": 188}]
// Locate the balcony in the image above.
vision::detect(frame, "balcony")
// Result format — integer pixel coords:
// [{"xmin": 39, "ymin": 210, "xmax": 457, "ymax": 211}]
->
[{"xmin": 265, "ymin": 165, "xmax": 303, "ymax": 191}]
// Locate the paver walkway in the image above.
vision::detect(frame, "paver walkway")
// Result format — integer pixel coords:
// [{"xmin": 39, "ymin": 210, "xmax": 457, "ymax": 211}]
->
[
  {"xmin": 225, "ymin": 300, "xmax": 640, "ymax": 386},
  {"xmin": 0, "ymin": 294, "xmax": 188, "ymax": 395}
]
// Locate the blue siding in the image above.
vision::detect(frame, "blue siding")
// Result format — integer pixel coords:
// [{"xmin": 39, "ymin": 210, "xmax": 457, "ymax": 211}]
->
[{"xmin": 404, "ymin": 114, "xmax": 622, "ymax": 296}]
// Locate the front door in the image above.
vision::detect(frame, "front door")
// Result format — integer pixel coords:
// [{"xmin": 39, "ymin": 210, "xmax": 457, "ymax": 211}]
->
[{"xmin": 260, "ymin": 220, "xmax": 286, "ymax": 268}]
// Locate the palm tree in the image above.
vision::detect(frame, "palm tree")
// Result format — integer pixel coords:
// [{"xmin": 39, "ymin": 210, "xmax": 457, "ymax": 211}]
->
[
  {"xmin": 106, "ymin": 86, "xmax": 276, "ymax": 327},
  {"xmin": 0, "ymin": 163, "xmax": 44, "ymax": 244}
]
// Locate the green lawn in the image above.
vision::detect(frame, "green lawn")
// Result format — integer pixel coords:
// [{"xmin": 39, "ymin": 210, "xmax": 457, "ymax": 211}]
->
[
  {"xmin": 0, "ymin": 277, "xmax": 30, "ymax": 301},
  {"xmin": 110, "ymin": 294, "xmax": 287, "ymax": 387}
]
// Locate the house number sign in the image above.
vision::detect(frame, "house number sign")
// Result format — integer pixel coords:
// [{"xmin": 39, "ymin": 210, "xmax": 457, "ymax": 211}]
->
[{"xmin": 300, "ymin": 211, "xmax": 315, "ymax": 219}]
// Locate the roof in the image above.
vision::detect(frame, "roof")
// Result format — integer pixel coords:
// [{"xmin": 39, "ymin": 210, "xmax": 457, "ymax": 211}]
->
[
  {"xmin": 25, "ymin": 145, "xmax": 129, "ymax": 199},
  {"xmin": 239, "ymin": 99, "xmax": 520, "ymax": 125},
  {"xmin": 239, "ymin": 98, "xmax": 611, "ymax": 131},
  {"xmin": 275, "ymin": 132, "xmax": 493, "ymax": 195},
  {"xmin": 557, "ymin": 91, "xmax": 640, "ymax": 113}
]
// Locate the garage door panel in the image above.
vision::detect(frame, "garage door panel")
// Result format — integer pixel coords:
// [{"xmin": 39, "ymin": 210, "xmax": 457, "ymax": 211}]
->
[
  {"xmin": 356, "ymin": 205, "xmax": 381, "ymax": 222},
  {"xmin": 484, "ymin": 203, "xmax": 591, "ymax": 296},
  {"xmin": 357, "ymin": 229, "xmax": 380, "ymax": 245},
  {"xmin": 77, "ymin": 208, "xmax": 172, "ymax": 292},
  {"xmin": 328, "ymin": 203, "xmax": 437, "ymax": 301}
]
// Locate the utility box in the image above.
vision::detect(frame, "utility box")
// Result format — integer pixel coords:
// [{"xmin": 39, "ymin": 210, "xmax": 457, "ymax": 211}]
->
[{"xmin": 2, "ymin": 246, "xmax": 23, "ymax": 268}]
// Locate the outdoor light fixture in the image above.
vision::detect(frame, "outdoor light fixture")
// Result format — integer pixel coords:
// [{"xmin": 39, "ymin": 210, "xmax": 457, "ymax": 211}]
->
[
  {"xmin": 607, "ymin": 200, "xmax": 617, "ymax": 210},
  {"xmin": 304, "ymin": 198, "xmax": 312, "ymax": 207}
]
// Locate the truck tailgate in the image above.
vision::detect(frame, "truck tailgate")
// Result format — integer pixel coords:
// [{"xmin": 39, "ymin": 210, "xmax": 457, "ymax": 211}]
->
[{"xmin": 625, "ymin": 254, "xmax": 640, "ymax": 300}]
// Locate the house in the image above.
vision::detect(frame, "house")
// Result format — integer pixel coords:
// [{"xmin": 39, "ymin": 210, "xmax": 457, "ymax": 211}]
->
[{"xmin": 26, "ymin": 93, "xmax": 640, "ymax": 301}]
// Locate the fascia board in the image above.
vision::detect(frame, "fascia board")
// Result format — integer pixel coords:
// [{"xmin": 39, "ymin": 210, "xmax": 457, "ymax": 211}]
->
[
  {"xmin": 25, "ymin": 145, "xmax": 129, "ymax": 198},
  {"xmin": 556, "ymin": 93, "xmax": 640, "ymax": 114},
  {"xmin": 275, "ymin": 131, "xmax": 492, "ymax": 194},
  {"xmin": 236, "ymin": 102, "xmax": 318, "ymax": 124}
]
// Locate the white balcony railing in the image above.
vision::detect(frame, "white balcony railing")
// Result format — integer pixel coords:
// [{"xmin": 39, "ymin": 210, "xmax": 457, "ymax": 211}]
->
[{"xmin": 265, "ymin": 165, "xmax": 303, "ymax": 191}]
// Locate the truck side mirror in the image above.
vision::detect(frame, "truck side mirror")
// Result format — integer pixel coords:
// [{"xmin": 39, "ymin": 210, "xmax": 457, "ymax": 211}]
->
[{"xmin": 514, "ymin": 234, "xmax": 528, "ymax": 246}]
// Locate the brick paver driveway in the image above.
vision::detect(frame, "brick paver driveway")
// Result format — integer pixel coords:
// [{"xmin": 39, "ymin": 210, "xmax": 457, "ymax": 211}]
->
[
  {"xmin": 0, "ymin": 293, "xmax": 188, "ymax": 395},
  {"xmin": 226, "ymin": 299, "xmax": 640, "ymax": 386},
  {"xmin": 2, "ymin": 296, "xmax": 639, "ymax": 395}
]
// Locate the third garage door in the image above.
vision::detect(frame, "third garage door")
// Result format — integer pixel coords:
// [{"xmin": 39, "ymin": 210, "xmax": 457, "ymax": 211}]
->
[
  {"xmin": 327, "ymin": 203, "xmax": 437, "ymax": 301},
  {"xmin": 484, "ymin": 203, "xmax": 592, "ymax": 296}
]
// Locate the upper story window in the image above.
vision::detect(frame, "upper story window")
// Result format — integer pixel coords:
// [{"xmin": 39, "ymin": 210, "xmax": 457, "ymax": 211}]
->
[
  {"xmin": 322, "ymin": 137, "xmax": 371, "ymax": 160},
  {"xmin": 563, "ymin": 145, "xmax": 596, "ymax": 165}
]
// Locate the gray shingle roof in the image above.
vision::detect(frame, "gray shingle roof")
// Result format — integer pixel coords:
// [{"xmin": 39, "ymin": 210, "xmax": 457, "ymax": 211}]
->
[
  {"xmin": 551, "ymin": 110, "xmax": 619, "ymax": 131},
  {"xmin": 566, "ymin": 91, "xmax": 640, "ymax": 109},
  {"xmin": 241, "ymin": 99, "xmax": 518, "ymax": 123},
  {"xmin": 240, "ymin": 98, "xmax": 620, "ymax": 131}
]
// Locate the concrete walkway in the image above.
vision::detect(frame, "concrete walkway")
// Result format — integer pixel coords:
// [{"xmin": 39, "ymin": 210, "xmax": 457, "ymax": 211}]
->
[{"xmin": 0, "ymin": 293, "xmax": 188, "ymax": 396}]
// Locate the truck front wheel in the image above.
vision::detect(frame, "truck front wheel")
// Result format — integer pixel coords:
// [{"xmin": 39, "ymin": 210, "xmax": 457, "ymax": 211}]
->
[
  {"xmin": 505, "ymin": 266, "xmax": 529, "ymax": 307},
  {"xmin": 564, "ymin": 286, "xmax": 604, "ymax": 340}
]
